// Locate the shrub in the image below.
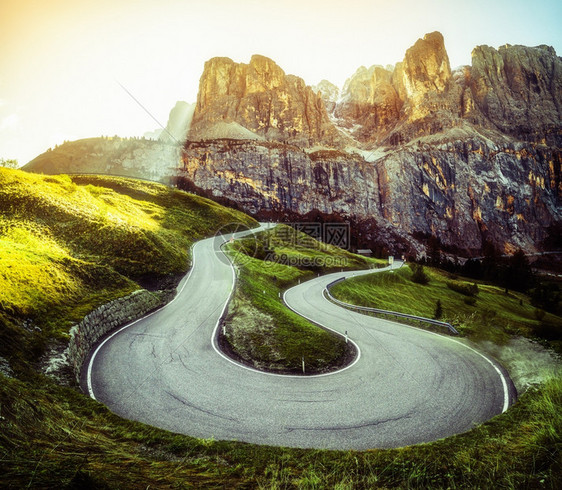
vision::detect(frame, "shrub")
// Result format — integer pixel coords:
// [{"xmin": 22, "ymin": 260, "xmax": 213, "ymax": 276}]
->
[
  {"xmin": 410, "ymin": 264, "xmax": 429, "ymax": 285},
  {"xmin": 531, "ymin": 282, "xmax": 561, "ymax": 315},
  {"xmin": 535, "ymin": 308, "xmax": 546, "ymax": 322},
  {"xmin": 434, "ymin": 299, "xmax": 443, "ymax": 319},
  {"xmin": 464, "ymin": 296, "xmax": 477, "ymax": 306},
  {"xmin": 533, "ymin": 319, "xmax": 562, "ymax": 340},
  {"xmin": 447, "ymin": 280, "xmax": 479, "ymax": 297}
]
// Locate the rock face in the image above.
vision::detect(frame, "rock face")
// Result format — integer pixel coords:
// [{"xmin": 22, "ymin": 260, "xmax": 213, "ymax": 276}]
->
[
  {"xmin": 468, "ymin": 44, "xmax": 562, "ymax": 145},
  {"xmin": 335, "ymin": 31, "xmax": 462, "ymax": 144},
  {"xmin": 312, "ymin": 79, "xmax": 340, "ymax": 113},
  {"xmin": 182, "ymin": 140, "xmax": 380, "ymax": 216},
  {"xmin": 401, "ymin": 31, "xmax": 452, "ymax": 101},
  {"xmin": 335, "ymin": 65, "xmax": 402, "ymax": 142},
  {"xmin": 334, "ymin": 32, "xmax": 562, "ymax": 147},
  {"xmin": 180, "ymin": 134, "xmax": 561, "ymax": 254},
  {"xmin": 188, "ymin": 55, "xmax": 342, "ymax": 147}
]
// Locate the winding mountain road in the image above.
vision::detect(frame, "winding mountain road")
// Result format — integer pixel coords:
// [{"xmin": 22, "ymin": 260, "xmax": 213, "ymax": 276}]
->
[{"xmin": 84, "ymin": 225, "xmax": 514, "ymax": 450}]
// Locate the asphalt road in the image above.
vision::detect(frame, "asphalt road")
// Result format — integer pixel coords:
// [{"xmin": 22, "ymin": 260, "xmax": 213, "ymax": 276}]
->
[{"xmin": 85, "ymin": 226, "xmax": 514, "ymax": 450}]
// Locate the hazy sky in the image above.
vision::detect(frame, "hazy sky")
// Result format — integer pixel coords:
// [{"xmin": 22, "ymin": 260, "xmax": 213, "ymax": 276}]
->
[{"xmin": 1, "ymin": 0, "xmax": 561, "ymax": 164}]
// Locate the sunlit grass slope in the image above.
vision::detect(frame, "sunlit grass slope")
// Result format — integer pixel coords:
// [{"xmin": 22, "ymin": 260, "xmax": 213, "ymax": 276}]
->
[
  {"xmin": 331, "ymin": 265, "xmax": 562, "ymax": 344},
  {"xmin": 0, "ymin": 168, "xmax": 256, "ymax": 369}
]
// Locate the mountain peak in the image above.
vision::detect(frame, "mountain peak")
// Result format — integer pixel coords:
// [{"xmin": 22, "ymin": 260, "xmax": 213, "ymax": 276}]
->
[
  {"xmin": 402, "ymin": 31, "xmax": 451, "ymax": 98},
  {"xmin": 469, "ymin": 42, "xmax": 562, "ymax": 143},
  {"xmin": 188, "ymin": 55, "xmax": 341, "ymax": 147}
]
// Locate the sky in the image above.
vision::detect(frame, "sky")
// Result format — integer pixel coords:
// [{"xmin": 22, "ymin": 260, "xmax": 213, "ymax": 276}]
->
[{"xmin": 1, "ymin": 0, "xmax": 561, "ymax": 165}]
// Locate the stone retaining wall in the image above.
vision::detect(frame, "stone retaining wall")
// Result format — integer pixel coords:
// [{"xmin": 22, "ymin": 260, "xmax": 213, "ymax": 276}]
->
[{"xmin": 67, "ymin": 289, "xmax": 174, "ymax": 383}]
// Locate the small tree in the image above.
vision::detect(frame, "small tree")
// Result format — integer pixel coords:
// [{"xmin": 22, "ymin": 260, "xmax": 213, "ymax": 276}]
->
[
  {"xmin": 411, "ymin": 264, "xmax": 429, "ymax": 285},
  {"xmin": 428, "ymin": 236, "xmax": 441, "ymax": 266},
  {"xmin": 0, "ymin": 158, "xmax": 18, "ymax": 169},
  {"xmin": 534, "ymin": 308, "xmax": 546, "ymax": 322},
  {"xmin": 434, "ymin": 299, "xmax": 443, "ymax": 320},
  {"xmin": 531, "ymin": 282, "xmax": 561, "ymax": 315}
]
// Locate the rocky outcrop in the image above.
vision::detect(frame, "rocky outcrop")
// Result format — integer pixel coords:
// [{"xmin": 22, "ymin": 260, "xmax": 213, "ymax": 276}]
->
[
  {"xmin": 468, "ymin": 44, "xmax": 562, "ymax": 145},
  {"xmin": 312, "ymin": 80, "xmax": 340, "ymax": 113},
  {"xmin": 185, "ymin": 32, "xmax": 562, "ymax": 150},
  {"xmin": 334, "ymin": 31, "xmax": 465, "ymax": 145},
  {"xmin": 333, "ymin": 32, "xmax": 562, "ymax": 147},
  {"xmin": 335, "ymin": 65, "xmax": 402, "ymax": 142},
  {"xmin": 400, "ymin": 31, "xmax": 452, "ymax": 102},
  {"xmin": 188, "ymin": 55, "xmax": 343, "ymax": 147}
]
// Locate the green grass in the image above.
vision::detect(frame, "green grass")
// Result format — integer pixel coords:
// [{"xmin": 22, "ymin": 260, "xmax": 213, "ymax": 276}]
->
[
  {"xmin": 330, "ymin": 264, "xmax": 562, "ymax": 345},
  {"xmin": 221, "ymin": 225, "xmax": 384, "ymax": 374},
  {"xmin": 0, "ymin": 168, "xmax": 256, "ymax": 370}
]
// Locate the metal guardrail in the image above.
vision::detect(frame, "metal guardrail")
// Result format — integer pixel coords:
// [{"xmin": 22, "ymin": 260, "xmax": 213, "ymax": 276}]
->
[{"xmin": 325, "ymin": 278, "xmax": 459, "ymax": 335}]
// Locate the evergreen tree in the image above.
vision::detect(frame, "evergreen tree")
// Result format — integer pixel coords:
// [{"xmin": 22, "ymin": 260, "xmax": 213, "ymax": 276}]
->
[
  {"xmin": 411, "ymin": 264, "xmax": 429, "ymax": 285},
  {"xmin": 428, "ymin": 236, "xmax": 441, "ymax": 266},
  {"xmin": 434, "ymin": 299, "xmax": 443, "ymax": 319},
  {"xmin": 502, "ymin": 249, "xmax": 534, "ymax": 293}
]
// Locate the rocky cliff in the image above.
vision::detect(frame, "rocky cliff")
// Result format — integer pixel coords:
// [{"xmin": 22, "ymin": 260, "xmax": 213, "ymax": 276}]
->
[
  {"xmin": 175, "ymin": 32, "xmax": 560, "ymax": 254},
  {"xmin": 333, "ymin": 32, "xmax": 562, "ymax": 147},
  {"xmin": 468, "ymin": 44, "xmax": 562, "ymax": 145},
  {"xmin": 188, "ymin": 55, "xmax": 343, "ymax": 147},
  {"xmin": 179, "ymin": 132, "xmax": 560, "ymax": 254},
  {"xmin": 326, "ymin": 31, "xmax": 461, "ymax": 144},
  {"xmin": 334, "ymin": 64, "xmax": 402, "ymax": 142},
  {"xmin": 179, "ymin": 32, "xmax": 562, "ymax": 150},
  {"xmin": 312, "ymin": 80, "xmax": 340, "ymax": 113}
]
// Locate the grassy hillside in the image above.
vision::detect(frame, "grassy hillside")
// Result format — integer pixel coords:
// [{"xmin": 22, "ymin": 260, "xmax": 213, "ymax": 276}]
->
[
  {"xmin": 330, "ymin": 264, "xmax": 562, "ymax": 345},
  {"xmin": 0, "ymin": 168, "xmax": 256, "ymax": 371}
]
